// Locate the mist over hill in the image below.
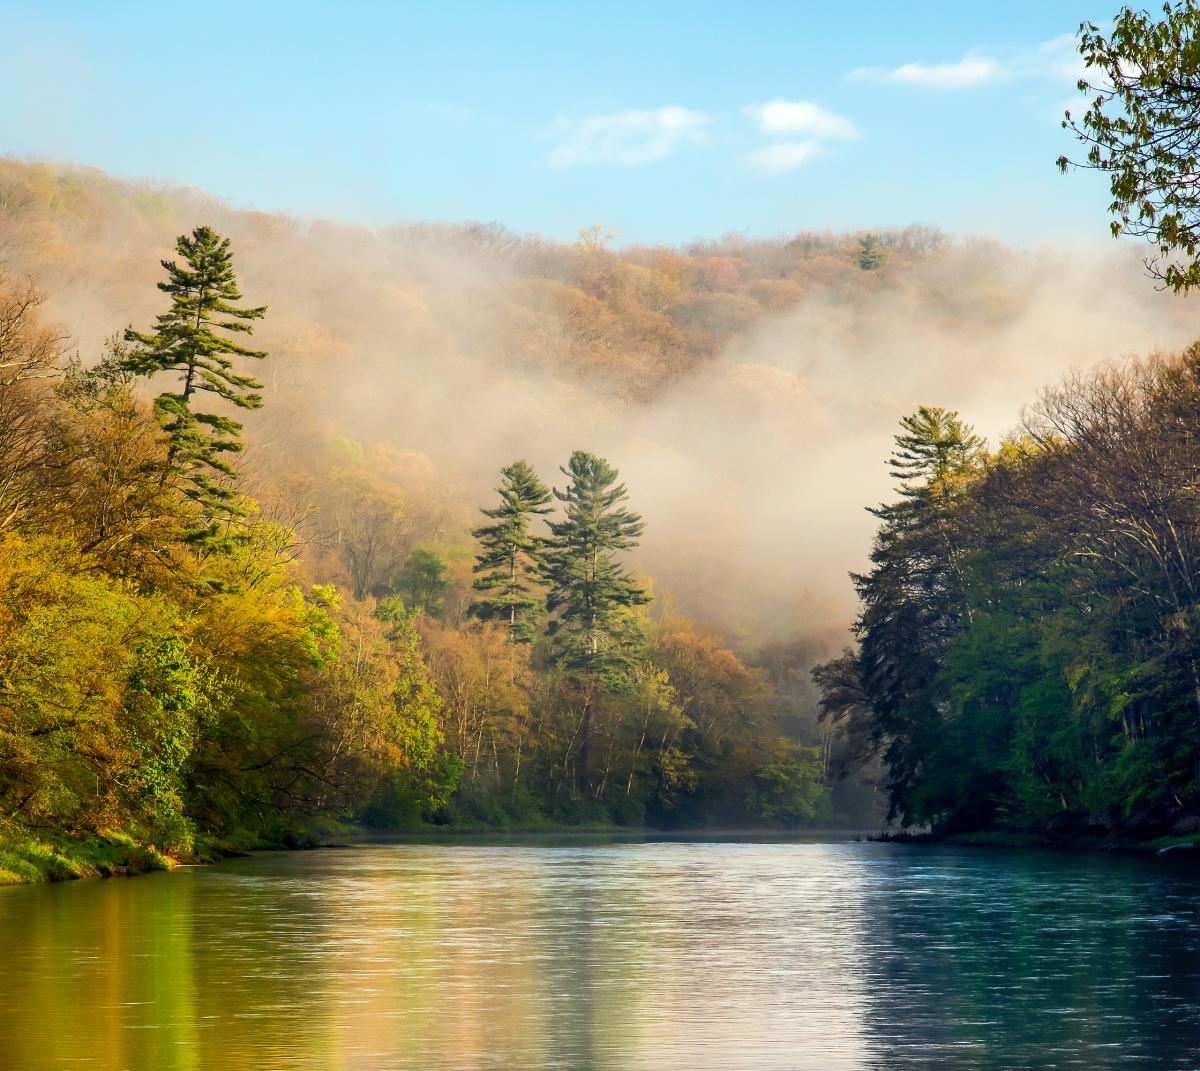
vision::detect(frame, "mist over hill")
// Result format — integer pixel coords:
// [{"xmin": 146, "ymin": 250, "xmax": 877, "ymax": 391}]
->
[{"xmin": 4, "ymin": 157, "xmax": 1199, "ymax": 653}]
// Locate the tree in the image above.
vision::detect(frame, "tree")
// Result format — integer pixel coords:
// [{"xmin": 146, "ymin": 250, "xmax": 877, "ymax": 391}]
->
[
  {"xmin": 51, "ymin": 342, "xmax": 186, "ymax": 581},
  {"xmin": 471, "ymin": 459, "xmax": 552, "ymax": 643},
  {"xmin": 750, "ymin": 743, "xmax": 826, "ymax": 825},
  {"xmin": 1059, "ymin": 3, "xmax": 1200, "ymax": 291},
  {"xmin": 362, "ymin": 597, "xmax": 459, "ymax": 823},
  {"xmin": 0, "ymin": 277, "xmax": 62, "ymax": 531},
  {"xmin": 394, "ymin": 546, "xmax": 451, "ymax": 617},
  {"xmin": 826, "ymin": 408, "xmax": 984, "ymax": 824},
  {"xmin": 326, "ymin": 474, "xmax": 412, "ymax": 601},
  {"xmin": 858, "ymin": 233, "xmax": 885, "ymax": 270},
  {"xmin": 124, "ymin": 226, "xmax": 267, "ymax": 544},
  {"xmin": 887, "ymin": 405, "xmax": 985, "ymax": 492},
  {"xmin": 576, "ymin": 224, "xmax": 618, "ymax": 251},
  {"xmin": 543, "ymin": 451, "xmax": 650, "ymax": 794},
  {"xmin": 544, "ymin": 450, "xmax": 650, "ymax": 675}
]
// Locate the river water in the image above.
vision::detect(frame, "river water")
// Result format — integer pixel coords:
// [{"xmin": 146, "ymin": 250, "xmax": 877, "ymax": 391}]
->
[{"xmin": 0, "ymin": 838, "xmax": 1198, "ymax": 1070}]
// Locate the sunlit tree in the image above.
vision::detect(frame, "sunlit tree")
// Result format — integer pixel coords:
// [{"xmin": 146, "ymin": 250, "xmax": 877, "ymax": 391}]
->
[
  {"xmin": 471, "ymin": 460, "xmax": 552, "ymax": 642},
  {"xmin": 1059, "ymin": 2, "xmax": 1200, "ymax": 290},
  {"xmin": 124, "ymin": 226, "xmax": 267, "ymax": 547}
]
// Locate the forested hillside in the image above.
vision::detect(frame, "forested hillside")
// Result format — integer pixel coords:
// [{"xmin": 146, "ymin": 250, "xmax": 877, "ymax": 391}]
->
[
  {"xmin": 2, "ymin": 156, "xmax": 1200, "ymax": 878},
  {"xmin": 5, "ymin": 157, "xmax": 1198, "ymax": 645},
  {"xmin": 817, "ymin": 357, "xmax": 1200, "ymax": 844},
  {"xmin": 810, "ymin": 3, "xmax": 1200, "ymax": 848}
]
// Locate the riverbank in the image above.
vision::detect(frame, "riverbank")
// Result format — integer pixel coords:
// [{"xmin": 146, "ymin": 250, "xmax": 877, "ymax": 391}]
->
[
  {"xmin": 0, "ymin": 822, "xmax": 875, "ymax": 887},
  {"xmin": 871, "ymin": 829, "xmax": 1200, "ymax": 854},
  {"xmin": 0, "ymin": 819, "xmax": 355, "ymax": 887},
  {"xmin": 0, "ymin": 835, "xmax": 173, "ymax": 886}
]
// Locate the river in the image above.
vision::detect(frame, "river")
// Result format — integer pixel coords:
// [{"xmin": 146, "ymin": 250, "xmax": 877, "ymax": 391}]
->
[{"xmin": 0, "ymin": 837, "xmax": 1197, "ymax": 1070}]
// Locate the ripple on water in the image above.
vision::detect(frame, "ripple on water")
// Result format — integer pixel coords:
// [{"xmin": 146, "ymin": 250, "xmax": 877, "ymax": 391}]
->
[{"xmin": 0, "ymin": 840, "xmax": 1198, "ymax": 1070}]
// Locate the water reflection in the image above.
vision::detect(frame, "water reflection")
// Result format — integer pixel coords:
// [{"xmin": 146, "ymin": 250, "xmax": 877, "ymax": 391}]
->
[
  {"xmin": 0, "ymin": 840, "xmax": 1196, "ymax": 1069},
  {"xmin": 854, "ymin": 847, "xmax": 1200, "ymax": 1070}
]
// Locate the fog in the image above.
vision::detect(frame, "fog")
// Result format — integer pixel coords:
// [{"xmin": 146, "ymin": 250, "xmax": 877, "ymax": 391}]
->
[{"xmin": 8, "ymin": 163, "xmax": 1200, "ymax": 653}]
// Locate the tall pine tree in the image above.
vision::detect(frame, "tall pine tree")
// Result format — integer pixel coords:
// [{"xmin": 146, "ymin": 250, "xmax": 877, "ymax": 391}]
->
[
  {"xmin": 544, "ymin": 451, "xmax": 650, "ymax": 795},
  {"xmin": 544, "ymin": 450, "xmax": 649, "ymax": 674},
  {"xmin": 471, "ymin": 460, "xmax": 552, "ymax": 643},
  {"xmin": 124, "ymin": 226, "xmax": 267, "ymax": 546}
]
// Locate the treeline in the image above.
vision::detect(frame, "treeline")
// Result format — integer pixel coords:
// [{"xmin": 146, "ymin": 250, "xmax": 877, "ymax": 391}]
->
[
  {"xmin": 0, "ymin": 226, "xmax": 842, "ymax": 880},
  {"xmin": 0, "ymin": 158, "xmax": 952, "ymax": 404},
  {"xmin": 818, "ymin": 356, "xmax": 1200, "ymax": 842},
  {"xmin": 5, "ymin": 157, "xmax": 1168, "ymax": 648}
]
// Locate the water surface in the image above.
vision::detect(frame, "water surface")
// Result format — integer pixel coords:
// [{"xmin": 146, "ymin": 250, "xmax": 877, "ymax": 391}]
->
[{"xmin": 1, "ymin": 838, "xmax": 1198, "ymax": 1069}]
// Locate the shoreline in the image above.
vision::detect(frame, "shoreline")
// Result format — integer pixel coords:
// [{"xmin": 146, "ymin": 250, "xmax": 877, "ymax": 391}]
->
[
  {"xmin": 0, "ymin": 824, "xmax": 877, "ymax": 887},
  {"xmin": 869, "ymin": 829, "xmax": 1200, "ymax": 855},
  {"xmin": 10, "ymin": 823, "xmax": 1192, "ymax": 890}
]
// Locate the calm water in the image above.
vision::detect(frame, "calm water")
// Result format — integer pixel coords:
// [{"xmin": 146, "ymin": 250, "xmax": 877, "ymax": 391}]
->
[{"xmin": 0, "ymin": 838, "xmax": 1198, "ymax": 1070}]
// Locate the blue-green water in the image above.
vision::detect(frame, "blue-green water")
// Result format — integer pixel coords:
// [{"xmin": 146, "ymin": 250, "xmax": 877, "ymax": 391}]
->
[{"xmin": 0, "ymin": 839, "xmax": 1198, "ymax": 1069}]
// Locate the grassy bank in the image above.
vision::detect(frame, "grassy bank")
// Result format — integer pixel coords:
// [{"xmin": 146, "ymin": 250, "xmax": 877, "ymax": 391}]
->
[
  {"xmin": 0, "ymin": 834, "xmax": 173, "ymax": 886},
  {"xmin": 0, "ymin": 815, "xmax": 369, "ymax": 887}
]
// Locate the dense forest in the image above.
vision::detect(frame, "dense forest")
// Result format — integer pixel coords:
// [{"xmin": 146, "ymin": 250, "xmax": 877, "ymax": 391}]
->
[
  {"xmin": 814, "ymin": 3, "xmax": 1200, "ymax": 847},
  {"xmin": 6, "ymin": 27, "xmax": 1200, "ymax": 882},
  {"xmin": 816, "ymin": 375, "xmax": 1200, "ymax": 842},
  {"xmin": 2, "ymin": 160, "xmax": 915, "ymax": 881},
  {"xmin": 3, "ymin": 155, "xmax": 1193, "ymax": 647}
]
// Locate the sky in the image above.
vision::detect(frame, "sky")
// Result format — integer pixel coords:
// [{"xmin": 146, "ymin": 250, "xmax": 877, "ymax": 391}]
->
[{"xmin": 0, "ymin": 1, "xmax": 1117, "ymax": 246}]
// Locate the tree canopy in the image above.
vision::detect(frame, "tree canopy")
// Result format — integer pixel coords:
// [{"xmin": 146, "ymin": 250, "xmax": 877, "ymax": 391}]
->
[
  {"xmin": 1060, "ymin": 2, "xmax": 1200, "ymax": 290},
  {"xmin": 818, "ymin": 353, "xmax": 1200, "ymax": 839}
]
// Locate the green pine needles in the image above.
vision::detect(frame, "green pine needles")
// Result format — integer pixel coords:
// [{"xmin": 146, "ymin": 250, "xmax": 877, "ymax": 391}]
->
[
  {"xmin": 887, "ymin": 405, "xmax": 984, "ymax": 492},
  {"xmin": 544, "ymin": 451, "xmax": 650, "ymax": 674},
  {"xmin": 471, "ymin": 451, "xmax": 650, "ymax": 674},
  {"xmin": 124, "ymin": 225, "xmax": 267, "ymax": 546},
  {"xmin": 471, "ymin": 460, "xmax": 553, "ymax": 643}
]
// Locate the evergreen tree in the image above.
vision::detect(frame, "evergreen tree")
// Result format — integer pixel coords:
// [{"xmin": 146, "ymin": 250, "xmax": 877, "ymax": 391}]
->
[
  {"xmin": 544, "ymin": 451, "xmax": 650, "ymax": 796},
  {"xmin": 471, "ymin": 460, "xmax": 552, "ymax": 643},
  {"xmin": 124, "ymin": 226, "xmax": 267, "ymax": 546},
  {"xmin": 846, "ymin": 407, "xmax": 985, "ymax": 822},
  {"xmin": 544, "ymin": 450, "xmax": 649, "ymax": 675},
  {"xmin": 858, "ymin": 233, "xmax": 885, "ymax": 270},
  {"xmin": 887, "ymin": 406, "xmax": 984, "ymax": 493}
]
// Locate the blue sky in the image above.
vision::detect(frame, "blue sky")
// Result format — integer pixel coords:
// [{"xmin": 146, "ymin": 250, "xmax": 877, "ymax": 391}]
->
[{"xmin": 0, "ymin": 1, "xmax": 1116, "ymax": 246}]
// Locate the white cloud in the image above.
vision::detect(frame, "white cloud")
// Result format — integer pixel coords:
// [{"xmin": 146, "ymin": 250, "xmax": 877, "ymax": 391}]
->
[
  {"xmin": 545, "ymin": 106, "xmax": 709, "ymax": 167},
  {"xmin": 851, "ymin": 35, "xmax": 1090, "ymax": 91},
  {"xmin": 885, "ymin": 55, "xmax": 1007, "ymax": 89},
  {"xmin": 744, "ymin": 100, "xmax": 859, "ymax": 140},
  {"xmin": 742, "ymin": 141, "xmax": 825, "ymax": 175}
]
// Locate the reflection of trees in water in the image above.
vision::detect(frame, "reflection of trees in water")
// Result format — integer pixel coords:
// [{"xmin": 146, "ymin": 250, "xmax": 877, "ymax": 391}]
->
[
  {"xmin": 0, "ymin": 873, "xmax": 202, "ymax": 1070},
  {"xmin": 4, "ymin": 844, "xmax": 1200, "ymax": 1070},
  {"xmin": 536, "ymin": 848, "xmax": 650, "ymax": 1071},
  {"xmin": 854, "ymin": 847, "xmax": 1200, "ymax": 1070}
]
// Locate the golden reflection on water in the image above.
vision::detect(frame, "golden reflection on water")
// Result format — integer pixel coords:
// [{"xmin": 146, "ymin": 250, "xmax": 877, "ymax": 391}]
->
[{"xmin": 0, "ymin": 840, "xmax": 1197, "ymax": 1070}]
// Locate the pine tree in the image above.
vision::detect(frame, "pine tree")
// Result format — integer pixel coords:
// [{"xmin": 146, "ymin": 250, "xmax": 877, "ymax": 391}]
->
[
  {"xmin": 124, "ymin": 226, "xmax": 267, "ymax": 546},
  {"xmin": 544, "ymin": 451, "xmax": 649, "ymax": 674},
  {"xmin": 471, "ymin": 460, "xmax": 552, "ymax": 643},
  {"xmin": 543, "ymin": 451, "xmax": 650, "ymax": 796},
  {"xmin": 887, "ymin": 406, "xmax": 984, "ymax": 493},
  {"xmin": 858, "ymin": 233, "xmax": 885, "ymax": 270}
]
